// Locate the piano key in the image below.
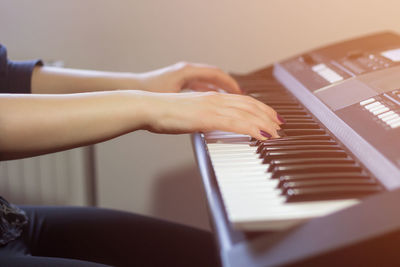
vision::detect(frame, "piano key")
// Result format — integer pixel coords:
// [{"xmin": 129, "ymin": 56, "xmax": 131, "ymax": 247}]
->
[
  {"xmin": 280, "ymin": 115, "xmax": 313, "ymax": 119},
  {"xmin": 280, "ymin": 123, "xmax": 320, "ymax": 129},
  {"xmin": 273, "ymin": 107, "xmax": 306, "ymax": 112},
  {"xmin": 261, "ymin": 144, "xmax": 341, "ymax": 152},
  {"xmin": 285, "ymin": 185, "xmax": 382, "ymax": 202},
  {"xmin": 262, "ymin": 150, "xmax": 348, "ymax": 163},
  {"xmin": 276, "ymin": 110, "xmax": 309, "ymax": 116},
  {"xmin": 271, "ymin": 163, "xmax": 363, "ymax": 178},
  {"xmin": 278, "ymin": 172, "xmax": 371, "ymax": 187},
  {"xmin": 280, "ymin": 179, "xmax": 377, "ymax": 192},
  {"xmin": 260, "ymin": 145, "xmax": 342, "ymax": 157},
  {"xmin": 282, "ymin": 118, "xmax": 316, "ymax": 123},
  {"xmin": 257, "ymin": 140, "xmax": 337, "ymax": 151},
  {"xmin": 281, "ymin": 129, "xmax": 326, "ymax": 136},
  {"xmin": 267, "ymin": 104, "xmax": 303, "ymax": 109},
  {"xmin": 267, "ymin": 157, "xmax": 355, "ymax": 171},
  {"xmin": 256, "ymin": 135, "xmax": 332, "ymax": 144},
  {"xmin": 256, "ymin": 141, "xmax": 337, "ymax": 153}
]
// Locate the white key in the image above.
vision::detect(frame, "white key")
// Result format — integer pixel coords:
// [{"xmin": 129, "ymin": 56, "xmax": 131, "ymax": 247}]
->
[{"xmin": 205, "ymin": 137, "xmax": 360, "ymax": 231}]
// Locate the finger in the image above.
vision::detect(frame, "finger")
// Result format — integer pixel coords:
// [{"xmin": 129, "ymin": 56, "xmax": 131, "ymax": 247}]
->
[
  {"xmin": 185, "ymin": 81, "xmax": 219, "ymax": 92},
  {"xmin": 182, "ymin": 64, "xmax": 242, "ymax": 95},
  {"xmin": 225, "ymin": 94, "xmax": 282, "ymax": 125},
  {"xmin": 223, "ymin": 107, "xmax": 280, "ymax": 138},
  {"xmin": 218, "ymin": 95, "xmax": 281, "ymax": 129},
  {"xmin": 210, "ymin": 115, "xmax": 273, "ymax": 141},
  {"xmin": 209, "ymin": 103, "xmax": 279, "ymax": 139}
]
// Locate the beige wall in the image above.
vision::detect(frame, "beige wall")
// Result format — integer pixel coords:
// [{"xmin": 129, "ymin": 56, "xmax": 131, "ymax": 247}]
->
[{"xmin": 1, "ymin": 0, "xmax": 400, "ymax": 229}]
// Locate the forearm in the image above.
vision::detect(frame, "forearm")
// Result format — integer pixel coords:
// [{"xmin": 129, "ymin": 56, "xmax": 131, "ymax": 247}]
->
[
  {"xmin": 0, "ymin": 91, "xmax": 147, "ymax": 160},
  {"xmin": 31, "ymin": 66, "xmax": 144, "ymax": 94}
]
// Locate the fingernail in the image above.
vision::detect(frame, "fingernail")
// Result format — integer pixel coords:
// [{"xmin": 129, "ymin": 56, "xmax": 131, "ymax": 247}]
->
[
  {"xmin": 277, "ymin": 114, "xmax": 286, "ymax": 124},
  {"xmin": 260, "ymin": 130, "xmax": 272, "ymax": 138}
]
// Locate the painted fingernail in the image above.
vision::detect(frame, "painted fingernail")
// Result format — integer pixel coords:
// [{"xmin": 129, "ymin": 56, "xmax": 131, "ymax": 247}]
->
[
  {"xmin": 260, "ymin": 130, "xmax": 272, "ymax": 138},
  {"xmin": 277, "ymin": 114, "xmax": 286, "ymax": 124}
]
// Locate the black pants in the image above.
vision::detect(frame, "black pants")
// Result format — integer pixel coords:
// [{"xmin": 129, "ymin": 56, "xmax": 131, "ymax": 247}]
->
[{"xmin": 0, "ymin": 206, "xmax": 220, "ymax": 266}]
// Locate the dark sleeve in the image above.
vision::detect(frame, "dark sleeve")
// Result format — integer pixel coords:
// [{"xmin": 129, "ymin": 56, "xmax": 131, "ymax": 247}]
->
[{"xmin": 0, "ymin": 44, "xmax": 43, "ymax": 94}]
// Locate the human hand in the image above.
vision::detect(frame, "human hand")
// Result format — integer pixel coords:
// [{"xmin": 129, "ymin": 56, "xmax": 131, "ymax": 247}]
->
[
  {"xmin": 135, "ymin": 62, "xmax": 242, "ymax": 94},
  {"xmin": 137, "ymin": 91, "xmax": 282, "ymax": 140}
]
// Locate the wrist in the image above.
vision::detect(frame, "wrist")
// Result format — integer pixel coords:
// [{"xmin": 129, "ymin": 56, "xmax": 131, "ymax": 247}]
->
[{"xmin": 123, "ymin": 90, "xmax": 160, "ymax": 131}]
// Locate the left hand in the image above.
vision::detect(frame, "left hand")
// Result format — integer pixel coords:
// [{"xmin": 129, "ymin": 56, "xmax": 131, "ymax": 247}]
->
[{"xmin": 135, "ymin": 62, "xmax": 242, "ymax": 94}]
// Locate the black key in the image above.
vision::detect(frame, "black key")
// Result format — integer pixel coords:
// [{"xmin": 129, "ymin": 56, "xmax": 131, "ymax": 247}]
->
[
  {"xmin": 277, "ymin": 110, "xmax": 309, "ymax": 116},
  {"xmin": 267, "ymin": 157, "xmax": 355, "ymax": 172},
  {"xmin": 256, "ymin": 140, "xmax": 337, "ymax": 153},
  {"xmin": 260, "ymin": 145, "xmax": 341, "ymax": 158},
  {"xmin": 263, "ymin": 150, "xmax": 348, "ymax": 163},
  {"xmin": 268, "ymin": 104, "xmax": 303, "ymax": 109},
  {"xmin": 285, "ymin": 185, "xmax": 382, "ymax": 202},
  {"xmin": 262, "ymin": 144, "xmax": 341, "ymax": 151},
  {"xmin": 280, "ymin": 123, "xmax": 320, "ymax": 129},
  {"xmin": 258, "ymin": 139, "xmax": 336, "ymax": 149},
  {"xmin": 274, "ymin": 107, "xmax": 305, "ymax": 112},
  {"xmin": 255, "ymin": 95, "xmax": 294, "ymax": 100},
  {"xmin": 277, "ymin": 172, "xmax": 371, "ymax": 187},
  {"xmin": 277, "ymin": 129, "xmax": 287, "ymax": 137},
  {"xmin": 271, "ymin": 163, "xmax": 363, "ymax": 178},
  {"xmin": 280, "ymin": 179, "xmax": 377, "ymax": 193},
  {"xmin": 256, "ymin": 134, "xmax": 332, "ymax": 148},
  {"xmin": 281, "ymin": 115, "xmax": 313, "ymax": 119},
  {"xmin": 257, "ymin": 100, "xmax": 298, "ymax": 105},
  {"xmin": 283, "ymin": 119, "xmax": 316, "ymax": 123},
  {"xmin": 282, "ymin": 129, "xmax": 326, "ymax": 136},
  {"xmin": 254, "ymin": 135, "xmax": 332, "ymax": 147}
]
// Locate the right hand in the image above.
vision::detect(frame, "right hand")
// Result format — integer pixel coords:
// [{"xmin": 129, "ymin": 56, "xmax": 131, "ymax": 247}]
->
[{"xmin": 137, "ymin": 91, "xmax": 282, "ymax": 140}]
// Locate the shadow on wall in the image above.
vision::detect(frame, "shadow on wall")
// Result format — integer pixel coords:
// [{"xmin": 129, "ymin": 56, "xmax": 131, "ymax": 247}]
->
[{"xmin": 150, "ymin": 163, "xmax": 211, "ymax": 231}]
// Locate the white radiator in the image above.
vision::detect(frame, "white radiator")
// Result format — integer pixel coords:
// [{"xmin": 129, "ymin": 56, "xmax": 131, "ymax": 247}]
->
[{"xmin": 0, "ymin": 147, "xmax": 95, "ymax": 206}]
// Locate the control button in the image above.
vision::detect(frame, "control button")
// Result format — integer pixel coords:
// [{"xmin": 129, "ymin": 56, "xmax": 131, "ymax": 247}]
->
[
  {"xmin": 372, "ymin": 107, "xmax": 389, "ymax": 115},
  {"xmin": 390, "ymin": 121, "xmax": 400, "ymax": 129},
  {"xmin": 312, "ymin": 64, "xmax": 343, "ymax": 83},
  {"xmin": 386, "ymin": 116, "xmax": 400, "ymax": 125},
  {"xmin": 382, "ymin": 114, "xmax": 399, "ymax": 122},
  {"xmin": 378, "ymin": 111, "xmax": 395, "ymax": 118},
  {"xmin": 368, "ymin": 104, "xmax": 385, "ymax": 112},
  {"xmin": 360, "ymin": 98, "xmax": 375, "ymax": 106},
  {"xmin": 364, "ymin": 102, "xmax": 381, "ymax": 110}
]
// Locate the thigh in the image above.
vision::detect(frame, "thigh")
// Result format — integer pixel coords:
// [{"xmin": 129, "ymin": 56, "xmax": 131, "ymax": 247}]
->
[
  {"xmin": 21, "ymin": 206, "xmax": 220, "ymax": 267},
  {"xmin": 0, "ymin": 255, "xmax": 111, "ymax": 267}
]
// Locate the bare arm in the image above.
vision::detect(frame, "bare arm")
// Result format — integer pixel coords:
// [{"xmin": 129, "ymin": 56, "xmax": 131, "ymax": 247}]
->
[
  {"xmin": 0, "ymin": 90, "xmax": 281, "ymax": 161},
  {"xmin": 31, "ymin": 62, "xmax": 242, "ymax": 94},
  {"xmin": 0, "ymin": 91, "xmax": 146, "ymax": 160}
]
